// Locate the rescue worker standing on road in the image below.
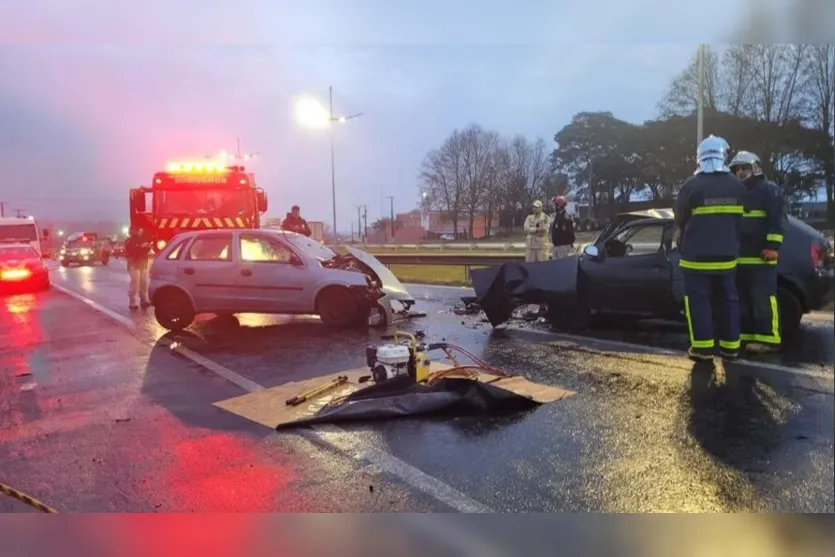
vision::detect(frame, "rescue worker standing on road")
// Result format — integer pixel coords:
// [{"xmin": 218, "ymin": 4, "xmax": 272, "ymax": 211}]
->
[
  {"xmin": 125, "ymin": 227, "xmax": 152, "ymax": 310},
  {"xmin": 281, "ymin": 205, "xmax": 312, "ymax": 237},
  {"xmin": 524, "ymin": 200, "xmax": 550, "ymax": 262},
  {"xmin": 549, "ymin": 196, "xmax": 575, "ymax": 259},
  {"xmin": 674, "ymin": 135, "xmax": 747, "ymax": 361},
  {"xmin": 730, "ymin": 151, "xmax": 786, "ymax": 354}
]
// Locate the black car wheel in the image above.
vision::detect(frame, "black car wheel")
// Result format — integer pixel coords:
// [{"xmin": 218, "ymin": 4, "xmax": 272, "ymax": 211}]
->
[
  {"xmin": 777, "ymin": 287, "xmax": 803, "ymax": 341},
  {"xmin": 153, "ymin": 289, "xmax": 195, "ymax": 331},
  {"xmin": 316, "ymin": 286, "xmax": 362, "ymax": 329}
]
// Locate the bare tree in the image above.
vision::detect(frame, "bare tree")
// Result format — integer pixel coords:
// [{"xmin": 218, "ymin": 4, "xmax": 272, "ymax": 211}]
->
[
  {"xmin": 801, "ymin": 44, "xmax": 835, "ymax": 216},
  {"xmin": 718, "ymin": 44, "xmax": 757, "ymax": 115},
  {"xmin": 418, "ymin": 131, "xmax": 466, "ymax": 237},
  {"xmin": 656, "ymin": 45, "xmax": 720, "ymax": 118},
  {"xmin": 459, "ymin": 125, "xmax": 499, "ymax": 238},
  {"xmin": 745, "ymin": 44, "xmax": 807, "ymax": 124}
]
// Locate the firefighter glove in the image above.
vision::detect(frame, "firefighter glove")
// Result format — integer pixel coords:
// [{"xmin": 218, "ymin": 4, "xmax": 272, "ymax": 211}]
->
[{"xmin": 761, "ymin": 249, "xmax": 779, "ymax": 262}]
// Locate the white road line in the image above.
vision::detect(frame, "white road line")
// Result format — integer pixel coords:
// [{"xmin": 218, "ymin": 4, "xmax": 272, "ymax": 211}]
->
[
  {"xmin": 50, "ymin": 281, "xmax": 494, "ymax": 513},
  {"xmin": 510, "ymin": 327, "xmax": 833, "ymax": 381}
]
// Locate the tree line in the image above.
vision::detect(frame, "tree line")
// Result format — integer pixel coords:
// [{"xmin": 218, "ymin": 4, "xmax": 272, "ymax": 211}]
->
[{"xmin": 418, "ymin": 44, "xmax": 834, "ymax": 235}]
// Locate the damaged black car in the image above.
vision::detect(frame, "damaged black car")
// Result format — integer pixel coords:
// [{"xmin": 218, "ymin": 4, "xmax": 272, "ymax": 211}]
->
[{"xmin": 471, "ymin": 209, "xmax": 833, "ymax": 338}]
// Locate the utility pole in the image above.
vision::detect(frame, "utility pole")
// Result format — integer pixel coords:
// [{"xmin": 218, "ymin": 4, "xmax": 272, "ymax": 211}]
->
[
  {"xmin": 15, "ymin": 208, "xmax": 25, "ymax": 218},
  {"xmin": 0, "ymin": 201, "xmax": 9, "ymax": 217},
  {"xmin": 386, "ymin": 196, "xmax": 395, "ymax": 243},
  {"xmin": 362, "ymin": 206, "xmax": 368, "ymax": 242},
  {"xmin": 696, "ymin": 44, "xmax": 705, "ymax": 146},
  {"xmin": 329, "ymin": 86, "xmax": 337, "ymax": 241}
]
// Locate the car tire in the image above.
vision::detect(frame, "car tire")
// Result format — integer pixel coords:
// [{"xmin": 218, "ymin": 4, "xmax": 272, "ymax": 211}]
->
[
  {"xmin": 316, "ymin": 286, "xmax": 362, "ymax": 329},
  {"xmin": 777, "ymin": 287, "xmax": 802, "ymax": 341},
  {"xmin": 153, "ymin": 288, "xmax": 195, "ymax": 331}
]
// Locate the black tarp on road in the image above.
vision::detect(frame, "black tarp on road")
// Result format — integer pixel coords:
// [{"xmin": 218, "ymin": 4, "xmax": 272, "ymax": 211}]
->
[
  {"xmin": 470, "ymin": 257, "xmax": 580, "ymax": 327},
  {"xmin": 274, "ymin": 375, "xmax": 539, "ymax": 430}
]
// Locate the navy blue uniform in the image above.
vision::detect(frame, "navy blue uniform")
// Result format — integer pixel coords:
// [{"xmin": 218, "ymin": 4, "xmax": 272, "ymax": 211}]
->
[
  {"xmin": 738, "ymin": 176, "xmax": 785, "ymax": 346},
  {"xmin": 674, "ymin": 173, "xmax": 747, "ymax": 356}
]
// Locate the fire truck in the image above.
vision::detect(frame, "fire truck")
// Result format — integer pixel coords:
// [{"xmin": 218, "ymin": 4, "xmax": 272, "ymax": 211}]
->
[{"xmin": 129, "ymin": 161, "xmax": 268, "ymax": 251}]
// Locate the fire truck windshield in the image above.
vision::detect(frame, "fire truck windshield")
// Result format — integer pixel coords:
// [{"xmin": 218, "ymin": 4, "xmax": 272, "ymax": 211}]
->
[{"xmin": 155, "ymin": 188, "xmax": 251, "ymax": 217}]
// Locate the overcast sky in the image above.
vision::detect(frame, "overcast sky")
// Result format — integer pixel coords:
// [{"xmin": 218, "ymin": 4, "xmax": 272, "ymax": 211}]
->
[{"xmin": 1, "ymin": 0, "xmax": 827, "ymax": 228}]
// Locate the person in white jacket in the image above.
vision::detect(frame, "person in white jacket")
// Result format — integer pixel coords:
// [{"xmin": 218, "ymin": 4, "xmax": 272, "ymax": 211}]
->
[{"xmin": 523, "ymin": 200, "xmax": 550, "ymax": 262}]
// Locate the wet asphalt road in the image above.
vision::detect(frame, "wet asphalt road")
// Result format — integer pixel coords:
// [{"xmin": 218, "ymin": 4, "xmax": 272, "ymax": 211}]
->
[{"xmin": 1, "ymin": 259, "xmax": 832, "ymax": 513}]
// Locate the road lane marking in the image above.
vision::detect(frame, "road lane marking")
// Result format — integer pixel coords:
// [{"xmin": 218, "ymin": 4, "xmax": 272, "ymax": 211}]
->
[
  {"xmin": 50, "ymin": 281, "xmax": 494, "ymax": 513},
  {"xmin": 509, "ymin": 327, "xmax": 833, "ymax": 382}
]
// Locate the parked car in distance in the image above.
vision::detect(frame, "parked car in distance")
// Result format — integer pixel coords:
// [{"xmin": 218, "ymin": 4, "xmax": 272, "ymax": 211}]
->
[
  {"xmin": 148, "ymin": 229, "xmax": 415, "ymax": 331},
  {"xmin": 0, "ymin": 245, "xmax": 50, "ymax": 293}
]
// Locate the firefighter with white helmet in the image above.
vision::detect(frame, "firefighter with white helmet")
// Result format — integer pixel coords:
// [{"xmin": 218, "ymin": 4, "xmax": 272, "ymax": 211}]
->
[
  {"xmin": 674, "ymin": 135, "xmax": 747, "ymax": 361},
  {"xmin": 523, "ymin": 200, "xmax": 550, "ymax": 262},
  {"xmin": 730, "ymin": 150, "xmax": 785, "ymax": 353}
]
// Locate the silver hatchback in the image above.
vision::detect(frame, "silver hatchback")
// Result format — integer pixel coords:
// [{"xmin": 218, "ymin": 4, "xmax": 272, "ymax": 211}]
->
[{"xmin": 148, "ymin": 229, "xmax": 415, "ymax": 331}]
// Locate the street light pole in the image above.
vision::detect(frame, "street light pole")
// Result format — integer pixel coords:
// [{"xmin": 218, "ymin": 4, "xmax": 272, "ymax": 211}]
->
[
  {"xmin": 329, "ymin": 86, "xmax": 337, "ymax": 240},
  {"xmin": 696, "ymin": 44, "xmax": 705, "ymax": 146},
  {"xmin": 386, "ymin": 196, "xmax": 394, "ymax": 243}
]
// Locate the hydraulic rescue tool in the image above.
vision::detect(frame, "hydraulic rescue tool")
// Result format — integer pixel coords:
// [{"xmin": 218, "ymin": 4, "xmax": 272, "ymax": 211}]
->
[{"xmin": 285, "ymin": 375, "xmax": 348, "ymax": 406}]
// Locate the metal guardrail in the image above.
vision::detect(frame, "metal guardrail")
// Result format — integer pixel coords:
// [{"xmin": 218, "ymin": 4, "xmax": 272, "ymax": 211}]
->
[
  {"xmin": 353, "ymin": 242, "xmax": 527, "ymax": 251},
  {"xmin": 372, "ymin": 253, "xmax": 523, "ymax": 283}
]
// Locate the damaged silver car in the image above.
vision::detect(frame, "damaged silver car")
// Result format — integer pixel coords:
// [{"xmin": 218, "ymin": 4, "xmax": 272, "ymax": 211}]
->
[{"xmin": 148, "ymin": 229, "xmax": 416, "ymax": 331}]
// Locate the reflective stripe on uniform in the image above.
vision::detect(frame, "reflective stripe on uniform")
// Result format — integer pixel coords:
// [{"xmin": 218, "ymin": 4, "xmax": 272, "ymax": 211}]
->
[
  {"xmin": 737, "ymin": 257, "xmax": 777, "ymax": 265},
  {"xmin": 692, "ymin": 205, "xmax": 744, "ymax": 215},
  {"xmin": 679, "ymin": 259, "xmax": 737, "ymax": 271},
  {"xmin": 743, "ymin": 210, "xmax": 766, "ymax": 218},
  {"xmin": 766, "ymin": 233, "xmax": 783, "ymax": 243},
  {"xmin": 719, "ymin": 339, "xmax": 740, "ymax": 350},
  {"xmin": 740, "ymin": 295, "xmax": 781, "ymax": 345},
  {"xmin": 684, "ymin": 295, "xmax": 715, "ymax": 349}
]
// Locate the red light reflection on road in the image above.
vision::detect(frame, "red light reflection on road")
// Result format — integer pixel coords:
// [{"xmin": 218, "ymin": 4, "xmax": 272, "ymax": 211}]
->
[
  {"xmin": 167, "ymin": 434, "xmax": 296, "ymax": 512},
  {"xmin": 1, "ymin": 294, "xmax": 44, "ymax": 425}
]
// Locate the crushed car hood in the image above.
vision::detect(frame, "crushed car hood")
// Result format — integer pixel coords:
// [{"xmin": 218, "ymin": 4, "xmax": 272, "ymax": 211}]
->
[
  {"xmin": 470, "ymin": 257, "xmax": 579, "ymax": 327},
  {"xmin": 343, "ymin": 246, "xmax": 415, "ymax": 303}
]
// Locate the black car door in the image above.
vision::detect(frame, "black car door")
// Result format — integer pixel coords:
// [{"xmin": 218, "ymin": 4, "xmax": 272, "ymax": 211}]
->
[{"xmin": 581, "ymin": 221, "xmax": 676, "ymax": 315}]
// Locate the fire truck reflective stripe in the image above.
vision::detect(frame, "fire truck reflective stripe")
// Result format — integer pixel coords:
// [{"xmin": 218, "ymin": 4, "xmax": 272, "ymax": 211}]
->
[
  {"xmin": 159, "ymin": 218, "xmax": 168, "ymax": 228},
  {"xmin": 224, "ymin": 218, "xmax": 235, "ymax": 227},
  {"xmin": 192, "ymin": 219, "xmax": 202, "ymax": 228},
  {"xmin": 180, "ymin": 218, "xmax": 190, "ymax": 228},
  {"xmin": 213, "ymin": 218, "xmax": 224, "ymax": 227},
  {"xmin": 235, "ymin": 218, "xmax": 245, "ymax": 227},
  {"xmin": 170, "ymin": 218, "xmax": 179, "ymax": 228}
]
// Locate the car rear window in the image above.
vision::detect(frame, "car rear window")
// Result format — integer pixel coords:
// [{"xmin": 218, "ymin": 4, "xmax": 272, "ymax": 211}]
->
[
  {"xmin": 0, "ymin": 246, "xmax": 38, "ymax": 260},
  {"xmin": 185, "ymin": 234, "xmax": 233, "ymax": 261}
]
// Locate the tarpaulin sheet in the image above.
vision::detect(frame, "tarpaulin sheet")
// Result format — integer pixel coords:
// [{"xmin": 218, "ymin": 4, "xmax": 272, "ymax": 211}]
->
[
  {"xmin": 275, "ymin": 374, "xmax": 540, "ymax": 430},
  {"xmin": 470, "ymin": 257, "xmax": 579, "ymax": 326}
]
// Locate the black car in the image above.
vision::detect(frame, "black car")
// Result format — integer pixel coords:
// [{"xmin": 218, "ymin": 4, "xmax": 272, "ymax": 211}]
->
[{"xmin": 473, "ymin": 209, "xmax": 834, "ymax": 338}]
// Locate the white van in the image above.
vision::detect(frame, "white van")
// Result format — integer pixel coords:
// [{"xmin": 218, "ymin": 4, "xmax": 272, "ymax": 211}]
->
[{"xmin": 0, "ymin": 216, "xmax": 44, "ymax": 258}]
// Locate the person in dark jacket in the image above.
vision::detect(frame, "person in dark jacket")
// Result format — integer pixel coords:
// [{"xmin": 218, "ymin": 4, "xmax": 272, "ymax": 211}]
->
[
  {"xmin": 281, "ymin": 205, "xmax": 312, "ymax": 237},
  {"xmin": 729, "ymin": 151, "xmax": 785, "ymax": 354},
  {"xmin": 550, "ymin": 196, "xmax": 575, "ymax": 258},
  {"xmin": 674, "ymin": 135, "xmax": 747, "ymax": 361},
  {"xmin": 125, "ymin": 227, "xmax": 152, "ymax": 310}
]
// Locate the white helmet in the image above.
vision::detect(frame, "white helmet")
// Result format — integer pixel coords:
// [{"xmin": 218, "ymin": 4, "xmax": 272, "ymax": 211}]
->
[{"xmin": 729, "ymin": 151, "xmax": 763, "ymax": 176}]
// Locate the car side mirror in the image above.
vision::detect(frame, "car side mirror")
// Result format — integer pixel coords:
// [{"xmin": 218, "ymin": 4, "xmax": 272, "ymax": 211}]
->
[
  {"xmin": 256, "ymin": 189, "xmax": 268, "ymax": 213},
  {"xmin": 583, "ymin": 245, "xmax": 600, "ymax": 259}
]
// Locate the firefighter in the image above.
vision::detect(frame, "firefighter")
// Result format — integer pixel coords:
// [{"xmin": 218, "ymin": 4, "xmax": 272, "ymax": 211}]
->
[
  {"xmin": 673, "ymin": 135, "xmax": 747, "ymax": 361},
  {"xmin": 730, "ymin": 151, "xmax": 785, "ymax": 354},
  {"xmin": 523, "ymin": 200, "xmax": 550, "ymax": 262},
  {"xmin": 125, "ymin": 227, "xmax": 152, "ymax": 310},
  {"xmin": 549, "ymin": 196, "xmax": 575, "ymax": 259},
  {"xmin": 281, "ymin": 205, "xmax": 312, "ymax": 236}
]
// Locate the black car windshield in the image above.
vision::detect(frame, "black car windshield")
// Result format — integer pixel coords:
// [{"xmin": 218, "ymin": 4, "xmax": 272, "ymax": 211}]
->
[
  {"xmin": 280, "ymin": 232, "xmax": 335, "ymax": 261},
  {"xmin": 0, "ymin": 246, "xmax": 38, "ymax": 260}
]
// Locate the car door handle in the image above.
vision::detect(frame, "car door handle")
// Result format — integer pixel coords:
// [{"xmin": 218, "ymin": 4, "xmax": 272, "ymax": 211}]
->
[
  {"xmin": 241, "ymin": 269, "xmax": 252, "ymax": 277},
  {"xmin": 183, "ymin": 267, "xmax": 195, "ymax": 275}
]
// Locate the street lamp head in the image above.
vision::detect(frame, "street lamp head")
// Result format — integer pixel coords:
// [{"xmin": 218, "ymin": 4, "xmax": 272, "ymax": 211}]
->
[{"xmin": 294, "ymin": 97, "xmax": 330, "ymax": 129}]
